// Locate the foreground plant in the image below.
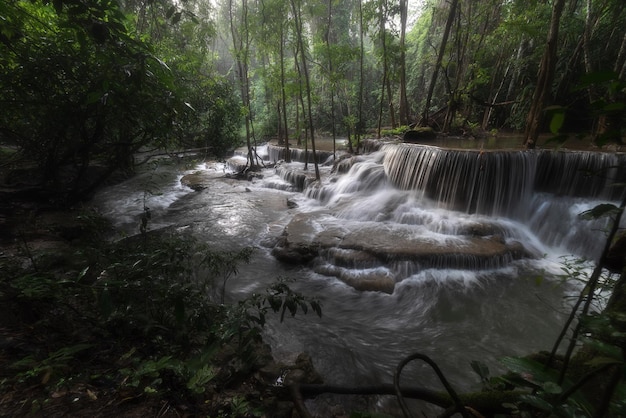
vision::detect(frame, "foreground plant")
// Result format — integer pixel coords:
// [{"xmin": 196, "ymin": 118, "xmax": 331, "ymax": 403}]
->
[{"xmin": 0, "ymin": 218, "xmax": 321, "ymax": 416}]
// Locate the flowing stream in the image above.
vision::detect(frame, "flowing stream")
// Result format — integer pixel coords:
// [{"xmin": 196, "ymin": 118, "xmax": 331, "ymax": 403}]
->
[{"xmin": 92, "ymin": 140, "xmax": 625, "ymax": 416}]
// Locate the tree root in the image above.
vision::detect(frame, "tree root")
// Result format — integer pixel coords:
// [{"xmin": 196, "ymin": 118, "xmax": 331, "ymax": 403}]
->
[{"xmin": 287, "ymin": 382, "xmax": 525, "ymax": 417}]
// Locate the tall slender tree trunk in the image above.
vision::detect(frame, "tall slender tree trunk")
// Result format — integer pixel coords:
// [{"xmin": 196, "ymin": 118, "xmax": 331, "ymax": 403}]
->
[
  {"xmin": 357, "ymin": 0, "xmax": 365, "ymax": 151},
  {"xmin": 279, "ymin": 23, "xmax": 290, "ymax": 162},
  {"xmin": 294, "ymin": 52, "xmax": 307, "ymax": 160},
  {"xmin": 326, "ymin": 0, "xmax": 336, "ymax": 159},
  {"xmin": 398, "ymin": 0, "xmax": 409, "ymax": 125},
  {"xmin": 376, "ymin": 0, "xmax": 389, "ymax": 137},
  {"xmin": 229, "ymin": 0, "xmax": 254, "ymax": 167},
  {"xmin": 523, "ymin": 0, "xmax": 566, "ymax": 149},
  {"xmin": 482, "ymin": 54, "xmax": 508, "ymax": 130},
  {"xmin": 386, "ymin": 77, "xmax": 396, "ymax": 128},
  {"xmin": 291, "ymin": 0, "xmax": 319, "ymax": 180},
  {"xmin": 506, "ymin": 39, "xmax": 527, "ymax": 101},
  {"xmin": 420, "ymin": 0, "xmax": 459, "ymax": 127},
  {"xmin": 377, "ymin": 71, "xmax": 387, "ymax": 137}
]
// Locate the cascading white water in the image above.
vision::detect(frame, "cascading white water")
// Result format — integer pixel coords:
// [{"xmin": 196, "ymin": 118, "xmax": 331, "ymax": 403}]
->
[
  {"xmin": 92, "ymin": 140, "xmax": 624, "ymax": 417},
  {"xmin": 379, "ymin": 143, "xmax": 626, "ymax": 260}
]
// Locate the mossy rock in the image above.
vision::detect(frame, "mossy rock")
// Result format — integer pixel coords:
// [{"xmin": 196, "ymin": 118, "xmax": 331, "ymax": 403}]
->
[{"xmin": 403, "ymin": 128, "xmax": 437, "ymax": 142}]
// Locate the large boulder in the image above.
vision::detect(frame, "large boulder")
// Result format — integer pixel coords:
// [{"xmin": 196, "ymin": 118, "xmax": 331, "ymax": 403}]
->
[{"xmin": 271, "ymin": 213, "xmax": 534, "ymax": 293}]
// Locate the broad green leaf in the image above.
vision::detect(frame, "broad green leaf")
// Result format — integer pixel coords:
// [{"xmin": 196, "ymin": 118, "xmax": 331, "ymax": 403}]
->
[
  {"xmin": 577, "ymin": 71, "xmax": 618, "ymax": 89},
  {"xmin": 542, "ymin": 381, "xmax": 562, "ymax": 394},
  {"xmin": 584, "ymin": 338, "xmax": 624, "ymax": 362},
  {"xmin": 500, "ymin": 356, "xmax": 559, "ymax": 386},
  {"xmin": 470, "ymin": 360, "xmax": 490, "ymax": 381},
  {"xmin": 549, "ymin": 111, "xmax": 565, "ymax": 134}
]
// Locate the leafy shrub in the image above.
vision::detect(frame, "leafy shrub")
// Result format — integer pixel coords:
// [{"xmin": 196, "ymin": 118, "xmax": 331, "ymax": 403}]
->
[{"xmin": 1, "ymin": 225, "xmax": 321, "ymax": 402}]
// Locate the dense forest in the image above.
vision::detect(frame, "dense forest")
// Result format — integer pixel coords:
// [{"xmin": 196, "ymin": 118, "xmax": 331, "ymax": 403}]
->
[
  {"xmin": 1, "ymin": 0, "xmax": 626, "ymax": 417},
  {"xmin": 2, "ymin": 0, "xmax": 625, "ymax": 199}
]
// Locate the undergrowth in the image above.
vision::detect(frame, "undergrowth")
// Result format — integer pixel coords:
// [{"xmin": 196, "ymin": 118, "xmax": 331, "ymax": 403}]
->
[{"xmin": 0, "ymin": 212, "xmax": 321, "ymax": 416}]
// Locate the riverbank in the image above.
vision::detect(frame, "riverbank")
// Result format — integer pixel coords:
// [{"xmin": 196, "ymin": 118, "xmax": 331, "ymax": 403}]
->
[{"xmin": 0, "ymin": 193, "xmax": 325, "ymax": 417}]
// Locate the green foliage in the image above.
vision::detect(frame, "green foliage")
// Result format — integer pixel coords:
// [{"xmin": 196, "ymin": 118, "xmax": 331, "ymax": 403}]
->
[
  {"xmin": 381, "ymin": 125, "xmax": 410, "ymax": 136},
  {"xmin": 220, "ymin": 277, "xmax": 322, "ymax": 359},
  {"xmin": 0, "ymin": 0, "xmax": 241, "ymax": 201},
  {"xmin": 1, "ymin": 224, "xmax": 322, "ymax": 403},
  {"xmin": 493, "ymin": 253, "xmax": 625, "ymax": 416},
  {"xmin": 12, "ymin": 344, "xmax": 94, "ymax": 384},
  {"xmin": 496, "ymin": 355, "xmax": 598, "ymax": 417},
  {"xmin": 558, "ymin": 256, "xmax": 616, "ymax": 308}
]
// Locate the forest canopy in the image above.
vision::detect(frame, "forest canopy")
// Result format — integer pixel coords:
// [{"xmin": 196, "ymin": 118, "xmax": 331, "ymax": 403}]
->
[{"xmin": 1, "ymin": 0, "xmax": 625, "ymax": 199}]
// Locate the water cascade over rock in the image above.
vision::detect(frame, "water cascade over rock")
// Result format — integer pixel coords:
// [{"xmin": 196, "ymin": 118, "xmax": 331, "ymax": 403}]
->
[
  {"xmin": 93, "ymin": 140, "xmax": 626, "ymax": 406},
  {"xmin": 383, "ymin": 144, "xmax": 626, "ymax": 215},
  {"xmin": 270, "ymin": 142, "xmax": 625, "ymax": 293}
]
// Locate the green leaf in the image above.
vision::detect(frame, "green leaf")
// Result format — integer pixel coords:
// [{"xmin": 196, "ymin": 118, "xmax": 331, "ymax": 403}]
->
[
  {"xmin": 499, "ymin": 356, "xmax": 559, "ymax": 386},
  {"xmin": 76, "ymin": 266, "xmax": 89, "ymax": 282},
  {"xmin": 470, "ymin": 360, "xmax": 490, "ymax": 381},
  {"xmin": 585, "ymin": 356, "xmax": 623, "ymax": 368},
  {"xmin": 311, "ymin": 301, "xmax": 322, "ymax": 318},
  {"xmin": 549, "ymin": 111, "xmax": 565, "ymax": 135},
  {"xmin": 542, "ymin": 381, "xmax": 562, "ymax": 394},
  {"xmin": 520, "ymin": 394, "xmax": 553, "ymax": 411},
  {"xmin": 576, "ymin": 71, "xmax": 618, "ymax": 91},
  {"xmin": 187, "ymin": 365, "xmax": 216, "ymax": 393}
]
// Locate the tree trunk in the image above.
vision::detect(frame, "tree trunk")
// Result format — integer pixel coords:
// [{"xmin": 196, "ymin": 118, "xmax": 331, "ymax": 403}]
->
[
  {"xmin": 279, "ymin": 22, "xmax": 290, "ymax": 162},
  {"xmin": 420, "ymin": 0, "xmax": 459, "ymax": 127},
  {"xmin": 326, "ymin": 0, "xmax": 336, "ymax": 159},
  {"xmin": 229, "ymin": 0, "xmax": 254, "ymax": 167},
  {"xmin": 523, "ymin": 0, "xmax": 566, "ymax": 149},
  {"xmin": 356, "ymin": 0, "xmax": 364, "ymax": 151},
  {"xmin": 398, "ymin": 0, "xmax": 409, "ymax": 126},
  {"xmin": 376, "ymin": 0, "xmax": 388, "ymax": 137},
  {"xmin": 290, "ymin": 0, "xmax": 319, "ymax": 180}
]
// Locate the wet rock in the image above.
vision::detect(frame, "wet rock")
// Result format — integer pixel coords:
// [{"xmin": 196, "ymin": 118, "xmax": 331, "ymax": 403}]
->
[
  {"xmin": 180, "ymin": 171, "xmax": 210, "ymax": 191},
  {"xmin": 315, "ymin": 264, "xmax": 396, "ymax": 293},
  {"xmin": 271, "ymin": 235, "xmax": 319, "ymax": 265},
  {"xmin": 272, "ymin": 212, "xmax": 536, "ymax": 293}
]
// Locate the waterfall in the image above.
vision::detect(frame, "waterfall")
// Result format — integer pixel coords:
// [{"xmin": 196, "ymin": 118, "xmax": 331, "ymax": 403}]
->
[
  {"xmin": 535, "ymin": 150, "xmax": 626, "ymax": 200},
  {"xmin": 380, "ymin": 143, "xmax": 626, "ymax": 259},
  {"xmin": 267, "ymin": 144, "xmax": 338, "ymax": 165},
  {"xmin": 383, "ymin": 143, "xmax": 626, "ymax": 217},
  {"xmin": 94, "ymin": 142, "xmax": 617, "ymax": 404},
  {"xmin": 383, "ymin": 144, "xmax": 533, "ymax": 216}
]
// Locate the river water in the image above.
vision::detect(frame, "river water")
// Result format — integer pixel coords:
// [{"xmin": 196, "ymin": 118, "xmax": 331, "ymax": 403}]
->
[{"xmin": 91, "ymin": 140, "xmax": 624, "ymax": 416}]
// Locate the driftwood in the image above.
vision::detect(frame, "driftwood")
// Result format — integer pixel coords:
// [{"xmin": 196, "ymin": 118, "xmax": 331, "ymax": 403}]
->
[
  {"xmin": 287, "ymin": 382, "xmax": 524, "ymax": 417},
  {"xmin": 283, "ymin": 352, "xmax": 523, "ymax": 418}
]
